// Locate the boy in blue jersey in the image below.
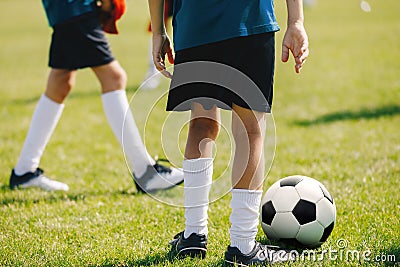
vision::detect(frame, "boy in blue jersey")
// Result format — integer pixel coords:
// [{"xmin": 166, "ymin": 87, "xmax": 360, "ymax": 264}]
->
[
  {"xmin": 9, "ymin": 0, "xmax": 184, "ymax": 193},
  {"xmin": 148, "ymin": 0, "xmax": 309, "ymax": 265}
]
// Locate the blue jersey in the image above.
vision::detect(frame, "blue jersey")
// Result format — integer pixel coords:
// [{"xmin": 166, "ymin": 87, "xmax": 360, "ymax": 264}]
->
[
  {"xmin": 172, "ymin": 0, "xmax": 280, "ymax": 51},
  {"xmin": 42, "ymin": 0, "xmax": 96, "ymax": 27}
]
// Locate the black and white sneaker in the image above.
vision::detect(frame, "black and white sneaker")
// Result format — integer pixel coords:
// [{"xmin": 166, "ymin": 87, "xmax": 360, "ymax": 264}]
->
[
  {"xmin": 224, "ymin": 242, "xmax": 295, "ymax": 266},
  {"xmin": 169, "ymin": 231, "xmax": 208, "ymax": 259},
  {"xmin": 9, "ymin": 168, "xmax": 69, "ymax": 191},
  {"xmin": 133, "ymin": 159, "xmax": 184, "ymax": 193}
]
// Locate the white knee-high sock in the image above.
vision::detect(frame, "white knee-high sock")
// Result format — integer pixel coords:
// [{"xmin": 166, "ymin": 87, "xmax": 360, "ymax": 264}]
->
[
  {"xmin": 14, "ymin": 94, "xmax": 64, "ymax": 175},
  {"xmin": 230, "ymin": 189, "xmax": 263, "ymax": 254},
  {"xmin": 183, "ymin": 158, "xmax": 213, "ymax": 238},
  {"xmin": 101, "ymin": 90, "xmax": 154, "ymax": 177}
]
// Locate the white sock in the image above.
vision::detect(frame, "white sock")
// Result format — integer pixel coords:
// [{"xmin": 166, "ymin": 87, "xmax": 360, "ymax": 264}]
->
[
  {"xmin": 14, "ymin": 95, "xmax": 64, "ymax": 175},
  {"xmin": 183, "ymin": 158, "xmax": 213, "ymax": 239},
  {"xmin": 229, "ymin": 189, "xmax": 263, "ymax": 254},
  {"xmin": 101, "ymin": 90, "xmax": 155, "ymax": 177}
]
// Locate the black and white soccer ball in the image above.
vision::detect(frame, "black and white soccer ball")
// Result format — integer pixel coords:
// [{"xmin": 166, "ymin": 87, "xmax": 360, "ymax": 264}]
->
[{"xmin": 261, "ymin": 175, "xmax": 336, "ymax": 248}]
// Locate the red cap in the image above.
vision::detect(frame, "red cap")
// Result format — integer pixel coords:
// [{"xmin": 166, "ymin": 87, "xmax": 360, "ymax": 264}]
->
[{"xmin": 102, "ymin": 0, "xmax": 126, "ymax": 34}]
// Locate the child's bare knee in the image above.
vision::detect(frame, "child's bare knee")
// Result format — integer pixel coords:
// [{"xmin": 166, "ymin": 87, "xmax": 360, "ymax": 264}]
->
[{"xmin": 190, "ymin": 117, "xmax": 220, "ymax": 140}]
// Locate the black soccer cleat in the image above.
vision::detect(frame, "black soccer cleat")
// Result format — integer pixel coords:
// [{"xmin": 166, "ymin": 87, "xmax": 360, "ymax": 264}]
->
[
  {"xmin": 224, "ymin": 242, "xmax": 295, "ymax": 266},
  {"xmin": 9, "ymin": 168, "xmax": 69, "ymax": 191},
  {"xmin": 133, "ymin": 158, "xmax": 184, "ymax": 193},
  {"xmin": 169, "ymin": 231, "xmax": 208, "ymax": 259}
]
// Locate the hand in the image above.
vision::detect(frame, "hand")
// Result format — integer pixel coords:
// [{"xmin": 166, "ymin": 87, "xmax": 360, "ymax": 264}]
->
[
  {"xmin": 281, "ymin": 23, "xmax": 309, "ymax": 73},
  {"xmin": 152, "ymin": 33, "xmax": 174, "ymax": 78}
]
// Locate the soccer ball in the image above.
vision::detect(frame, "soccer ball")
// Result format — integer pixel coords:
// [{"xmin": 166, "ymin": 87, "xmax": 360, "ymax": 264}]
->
[{"xmin": 260, "ymin": 175, "xmax": 336, "ymax": 248}]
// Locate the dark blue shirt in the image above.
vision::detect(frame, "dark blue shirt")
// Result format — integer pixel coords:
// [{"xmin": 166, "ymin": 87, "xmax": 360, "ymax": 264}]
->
[
  {"xmin": 42, "ymin": 0, "xmax": 96, "ymax": 27},
  {"xmin": 172, "ymin": 0, "xmax": 280, "ymax": 51}
]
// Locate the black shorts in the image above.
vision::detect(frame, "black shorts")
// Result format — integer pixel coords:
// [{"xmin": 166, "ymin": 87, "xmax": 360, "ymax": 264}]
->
[
  {"xmin": 167, "ymin": 32, "xmax": 275, "ymax": 113},
  {"xmin": 49, "ymin": 13, "xmax": 115, "ymax": 70}
]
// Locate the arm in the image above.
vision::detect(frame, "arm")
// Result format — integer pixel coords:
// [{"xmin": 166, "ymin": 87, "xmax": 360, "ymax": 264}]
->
[
  {"xmin": 281, "ymin": 0, "xmax": 309, "ymax": 73},
  {"xmin": 148, "ymin": 0, "xmax": 174, "ymax": 78}
]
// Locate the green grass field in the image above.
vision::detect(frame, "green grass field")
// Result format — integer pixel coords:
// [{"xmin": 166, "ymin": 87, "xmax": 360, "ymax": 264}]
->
[{"xmin": 0, "ymin": 0, "xmax": 399, "ymax": 266}]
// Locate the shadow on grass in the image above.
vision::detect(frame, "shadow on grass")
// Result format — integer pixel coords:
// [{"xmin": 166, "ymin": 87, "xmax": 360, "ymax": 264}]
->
[
  {"xmin": 0, "ymin": 184, "xmax": 140, "ymax": 205},
  {"xmin": 7, "ymin": 84, "xmax": 140, "ymax": 105},
  {"xmin": 89, "ymin": 252, "xmax": 226, "ymax": 267},
  {"xmin": 381, "ymin": 245, "xmax": 400, "ymax": 266},
  {"xmin": 259, "ymin": 235, "xmax": 306, "ymax": 250},
  {"xmin": 86, "ymin": 252, "xmax": 173, "ymax": 267},
  {"xmin": 293, "ymin": 104, "xmax": 400, "ymax": 126},
  {"xmin": 127, "ymin": 250, "xmax": 176, "ymax": 267}
]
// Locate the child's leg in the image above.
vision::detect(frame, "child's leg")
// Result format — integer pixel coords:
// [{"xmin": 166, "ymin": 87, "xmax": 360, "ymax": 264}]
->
[
  {"xmin": 229, "ymin": 104, "xmax": 266, "ymax": 254},
  {"xmin": 44, "ymin": 69, "xmax": 76, "ymax": 103},
  {"xmin": 92, "ymin": 60, "xmax": 127, "ymax": 94},
  {"xmin": 14, "ymin": 69, "xmax": 76, "ymax": 174},
  {"xmin": 231, "ymin": 104, "xmax": 266, "ymax": 190},
  {"xmin": 185, "ymin": 103, "xmax": 220, "ymax": 160},
  {"xmin": 92, "ymin": 61, "xmax": 155, "ymax": 177},
  {"xmin": 183, "ymin": 103, "xmax": 219, "ymax": 238}
]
